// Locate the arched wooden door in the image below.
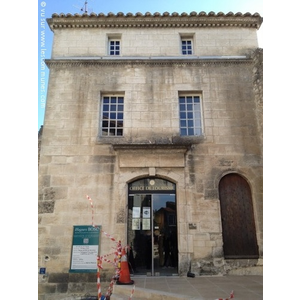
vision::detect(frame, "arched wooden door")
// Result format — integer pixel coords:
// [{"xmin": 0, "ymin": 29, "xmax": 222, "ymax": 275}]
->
[{"xmin": 219, "ymin": 174, "xmax": 259, "ymax": 258}]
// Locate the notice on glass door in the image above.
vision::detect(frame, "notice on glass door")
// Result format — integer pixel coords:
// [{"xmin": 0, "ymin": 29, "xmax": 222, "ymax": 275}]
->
[
  {"xmin": 143, "ymin": 207, "xmax": 150, "ymax": 218},
  {"xmin": 132, "ymin": 207, "xmax": 141, "ymax": 218},
  {"xmin": 132, "ymin": 218, "xmax": 140, "ymax": 230},
  {"xmin": 142, "ymin": 218, "xmax": 151, "ymax": 230}
]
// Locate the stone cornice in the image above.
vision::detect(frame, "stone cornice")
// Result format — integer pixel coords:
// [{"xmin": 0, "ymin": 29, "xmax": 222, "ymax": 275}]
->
[
  {"xmin": 45, "ymin": 57, "xmax": 252, "ymax": 68},
  {"xmin": 112, "ymin": 144, "xmax": 191, "ymax": 151},
  {"xmin": 47, "ymin": 11, "xmax": 263, "ymax": 31}
]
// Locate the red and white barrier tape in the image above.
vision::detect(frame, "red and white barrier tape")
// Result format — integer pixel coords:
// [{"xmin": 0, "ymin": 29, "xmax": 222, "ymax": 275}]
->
[
  {"xmin": 101, "ymin": 251, "xmax": 117, "ymax": 258},
  {"xmin": 85, "ymin": 196, "xmax": 133, "ymax": 299},
  {"xmin": 98, "ymin": 229, "xmax": 122, "ymax": 298},
  {"xmin": 215, "ymin": 290, "xmax": 234, "ymax": 300},
  {"xmin": 102, "ymin": 231, "xmax": 119, "ymax": 244},
  {"xmin": 129, "ymin": 285, "xmax": 135, "ymax": 300},
  {"xmin": 86, "ymin": 195, "xmax": 97, "ymax": 228},
  {"xmin": 97, "ymin": 256, "xmax": 102, "ymax": 300},
  {"xmin": 105, "ymin": 272, "xmax": 120, "ymax": 298},
  {"xmin": 102, "ymin": 257, "xmax": 117, "ymax": 266}
]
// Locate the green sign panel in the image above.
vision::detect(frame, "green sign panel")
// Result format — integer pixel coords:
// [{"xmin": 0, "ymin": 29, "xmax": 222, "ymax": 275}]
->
[{"xmin": 69, "ymin": 225, "xmax": 101, "ymax": 273}]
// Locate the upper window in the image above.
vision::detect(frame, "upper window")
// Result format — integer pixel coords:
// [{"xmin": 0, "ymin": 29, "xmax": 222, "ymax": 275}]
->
[
  {"xmin": 180, "ymin": 33, "xmax": 194, "ymax": 55},
  {"xmin": 101, "ymin": 95, "xmax": 124, "ymax": 136},
  {"xmin": 181, "ymin": 39, "xmax": 193, "ymax": 55},
  {"xmin": 179, "ymin": 94, "xmax": 202, "ymax": 136},
  {"xmin": 109, "ymin": 39, "xmax": 121, "ymax": 55}
]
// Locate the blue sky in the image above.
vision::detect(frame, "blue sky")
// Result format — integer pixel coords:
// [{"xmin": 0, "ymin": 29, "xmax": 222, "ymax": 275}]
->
[{"xmin": 38, "ymin": 0, "xmax": 263, "ymax": 130}]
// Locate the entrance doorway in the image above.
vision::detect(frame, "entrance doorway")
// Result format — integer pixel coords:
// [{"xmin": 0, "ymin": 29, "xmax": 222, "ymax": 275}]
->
[{"xmin": 127, "ymin": 178, "xmax": 178, "ymax": 276}]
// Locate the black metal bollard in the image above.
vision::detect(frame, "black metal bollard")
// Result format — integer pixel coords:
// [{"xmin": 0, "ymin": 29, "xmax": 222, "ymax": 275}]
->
[{"xmin": 187, "ymin": 271, "xmax": 195, "ymax": 278}]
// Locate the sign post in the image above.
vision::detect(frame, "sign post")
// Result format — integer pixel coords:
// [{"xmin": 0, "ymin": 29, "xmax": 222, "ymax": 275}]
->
[{"xmin": 69, "ymin": 225, "xmax": 101, "ymax": 273}]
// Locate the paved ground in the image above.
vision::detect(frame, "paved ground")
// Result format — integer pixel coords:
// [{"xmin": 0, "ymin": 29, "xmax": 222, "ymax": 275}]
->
[{"xmin": 112, "ymin": 275, "xmax": 263, "ymax": 300}]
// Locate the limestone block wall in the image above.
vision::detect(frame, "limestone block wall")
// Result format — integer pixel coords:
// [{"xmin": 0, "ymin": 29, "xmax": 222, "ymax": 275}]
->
[
  {"xmin": 43, "ymin": 60, "xmax": 259, "ymax": 139},
  {"xmin": 38, "ymin": 58, "xmax": 263, "ymax": 297},
  {"xmin": 39, "ymin": 60, "xmax": 262, "ymax": 256},
  {"xmin": 51, "ymin": 27, "xmax": 258, "ymax": 58}
]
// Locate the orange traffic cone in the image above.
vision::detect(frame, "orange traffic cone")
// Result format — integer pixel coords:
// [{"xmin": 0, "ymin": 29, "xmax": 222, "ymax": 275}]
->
[{"xmin": 117, "ymin": 248, "xmax": 134, "ymax": 285}]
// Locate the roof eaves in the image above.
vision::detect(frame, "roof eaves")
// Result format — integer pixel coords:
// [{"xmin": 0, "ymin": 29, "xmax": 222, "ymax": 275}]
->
[{"xmin": 47, "ymin": 11, "xmax": 263, "ymax": 31}]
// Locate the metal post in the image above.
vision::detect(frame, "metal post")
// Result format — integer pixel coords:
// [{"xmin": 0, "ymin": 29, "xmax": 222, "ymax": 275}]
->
[{"xmin": 151, "ymin": 196, "xmax": 154, "ymax": 276}]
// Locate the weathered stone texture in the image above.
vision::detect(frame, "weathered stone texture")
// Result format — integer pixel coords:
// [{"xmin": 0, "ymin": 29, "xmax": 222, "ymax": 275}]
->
[
  {"xmin": 51, "ymin": 27, "xmax": 259, "ymax": 57},
  {"xmin": 38, "ymin": 200, "xmax": 55, "ymax": 214}
]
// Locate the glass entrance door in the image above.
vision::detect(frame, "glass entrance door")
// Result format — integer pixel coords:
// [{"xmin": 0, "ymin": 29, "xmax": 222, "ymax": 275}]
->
[
  {"xmin": 127, "ymin": 178, "xmax": 177, "ymax": 276},
  {"xmin": 152, "ymin": 194, "xmax": 178, "ymax": 275},
  {"xmin": 127, "ymin": 194, "xmax": 177, "ymax": 276}
]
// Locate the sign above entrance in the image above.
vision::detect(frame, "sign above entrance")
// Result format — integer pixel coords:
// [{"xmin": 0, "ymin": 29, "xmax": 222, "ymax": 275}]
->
[{"xmin": 129, "ymin": 178, "xmax": 175, "ymax": 193}]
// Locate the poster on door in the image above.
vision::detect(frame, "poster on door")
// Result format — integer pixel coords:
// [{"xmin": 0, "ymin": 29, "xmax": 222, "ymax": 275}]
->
[
  {"xmin": 132, "ymin": 207, "xmax": 140, "ymax": 218},
  {"xmin": 142, "ymin": 218, "xmax": 151, "ymax": 230},
  {"xmin": 132, "ymin": 218, "xmax": 140, "ymax": 230},
  {"xmin": 143, "ymin": 207, "xmax": 150, "ymax": 218}
]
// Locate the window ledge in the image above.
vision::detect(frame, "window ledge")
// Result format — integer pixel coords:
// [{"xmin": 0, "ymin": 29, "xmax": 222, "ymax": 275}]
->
[{"xmin": 96, "ymin": 135, "xmax": 205, "ymax": 150}]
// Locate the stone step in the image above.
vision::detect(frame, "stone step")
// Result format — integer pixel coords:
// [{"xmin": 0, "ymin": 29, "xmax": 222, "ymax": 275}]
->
[
  {"xmin": 110, "ymin": 284, "xmax": 186, "ymax": 300},
  {"xmin": 110, "ymin": 294, "xmax": 144, "ymax": 300}
]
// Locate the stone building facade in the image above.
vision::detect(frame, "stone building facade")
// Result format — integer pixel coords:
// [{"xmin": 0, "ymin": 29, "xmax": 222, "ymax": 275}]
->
[{"xmin": 38, "ymin": 11, "xmax": 263, "ymax": 299}]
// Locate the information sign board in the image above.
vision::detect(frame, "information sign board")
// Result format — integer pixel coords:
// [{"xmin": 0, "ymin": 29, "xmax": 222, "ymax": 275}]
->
[{"xmin": 69, "ymin": 225, "xmax": 101, "ymax": 273}]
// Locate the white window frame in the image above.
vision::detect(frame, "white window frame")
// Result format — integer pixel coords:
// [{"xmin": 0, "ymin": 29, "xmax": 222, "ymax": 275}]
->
[
  {"xmin": 100, "ymin": 94, "xmax": 124, "ymax": 137},
  {"xmin": 180, "ymin": 33, "xmax": 194, "ymax": 55},
  {"xmin": 107, "ymin": 34, "xmax": 122, "ymax": 56},
  {"xmin": 179, "ymin": 92, "xmax": 203, "ymax": 136}
]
